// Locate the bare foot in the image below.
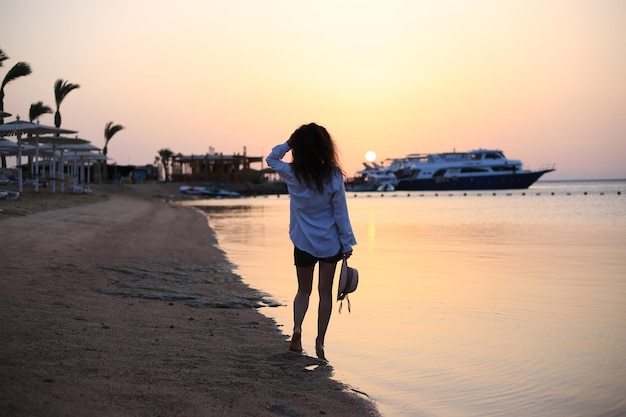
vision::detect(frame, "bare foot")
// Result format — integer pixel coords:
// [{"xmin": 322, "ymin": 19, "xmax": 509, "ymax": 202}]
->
[
  {"xmin": 315, "ymin": 338, "xmax": 327, "ymax": 362},
  {"xmin": 289, "ymin": 331, "xmax": 302, "ymax": 352},
  {"xmin": 315, "ymin": 346, "xmax": 327, "ymax": 362}
]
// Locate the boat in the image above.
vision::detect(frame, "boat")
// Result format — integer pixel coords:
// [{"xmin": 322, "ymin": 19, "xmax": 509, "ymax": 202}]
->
[
  {"xmin": 179, "ymin": 185, "xmax": 240, "ymax": 198},
  {"xmin": 179, "ymin": 185, "xmax": 205, "ymax": 195},
  {"xmin": 350, "ymin": 149, "xmax": 555, "ymax": 191},
  {"xmin": 345, "ymin": 162, "xmax": 398, "ymax": 192}
]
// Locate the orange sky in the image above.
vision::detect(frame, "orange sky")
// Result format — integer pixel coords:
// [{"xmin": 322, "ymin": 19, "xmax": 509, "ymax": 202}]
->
[{"xmin": 2, "ymin": 0, "xmax": 625, "ymax": 179}]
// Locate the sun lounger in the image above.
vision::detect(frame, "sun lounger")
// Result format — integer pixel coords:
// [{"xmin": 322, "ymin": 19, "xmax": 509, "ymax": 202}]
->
[
  {"xmin": 65, "ymin": 180, "xmax": 92, "ymax": 193},
  {"xmin": 0, "ymin": 173, "xmax": 18, "ymax": 185},
  {"xmin": 0, "ymin": 189, "xmax": 20, "ymax": 200}
]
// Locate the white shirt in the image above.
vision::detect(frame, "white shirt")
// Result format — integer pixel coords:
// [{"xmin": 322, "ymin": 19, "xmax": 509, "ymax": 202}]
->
[{"xmin": 266, "ymin": 142, "xmax": 356, "ymax": 258}]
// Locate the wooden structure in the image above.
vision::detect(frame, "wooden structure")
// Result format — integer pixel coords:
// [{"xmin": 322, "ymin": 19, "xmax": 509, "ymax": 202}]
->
[{"xmin": 170, "ymin": 152, "xmax": 264, "ymax": 182}]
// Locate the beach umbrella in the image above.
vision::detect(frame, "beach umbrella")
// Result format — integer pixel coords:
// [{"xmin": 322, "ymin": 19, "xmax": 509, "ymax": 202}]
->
[
  {"xmin": 0, "ymin": 137, "xmax": 36, "ymax": 155},
  {"xmin": 0, "ymin": 137, "xmax": 18, "ymax": 153},
  {"xmin": 0, "ymin": 111, "xmax": 11, "ymax": 117},
  {"xmin": 21, "ymin": 143, "xmax": 59, "ymax": 187},
  {"xmin": 0, "ymin": 117, "xmax": 76, "ymax": 136},
  {"xmin": 54, "ymin": 141, "xmax": 99, "ymax": 153},
  {"xmin": 56, "ymin": 141, "xmax": 100, "ymax": 187},
  {"xmin": 0, "ymin": 116, "xmax": 76, "ymax": 192},
  {"xmin": 0, "ymin": 138, "xmax": 19, "ymax": 182},
  {"xmin": 71, "ymin": 150, "xmax": 107, "ymax": 188},
  {"xmin": 0, "ymin": 138, "xmax": 35, "ymax": 188},
  {"xmin": 23, "ymin": 134, "xmax": 87, "ymax": 193},
  {"xmin": 21, "ymin": 142, "xmax": 53, "ymax": 155}
]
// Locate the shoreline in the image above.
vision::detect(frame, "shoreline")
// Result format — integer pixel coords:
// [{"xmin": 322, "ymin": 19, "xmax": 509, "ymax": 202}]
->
[{"xmin": 0, "ymin": 184, "xmax": 379, "ymax": 417}]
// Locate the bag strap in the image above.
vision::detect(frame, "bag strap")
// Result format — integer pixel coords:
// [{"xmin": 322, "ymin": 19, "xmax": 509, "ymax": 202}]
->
[{"xmin": 338, "ymin": 294, "xmax": 352, "ymax": 314}]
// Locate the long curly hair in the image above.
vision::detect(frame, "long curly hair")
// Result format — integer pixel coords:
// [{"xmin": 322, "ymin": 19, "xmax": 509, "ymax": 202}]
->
[{"xmin": 289, "ymin": 123, "xmax": 344, "ymax": 193}]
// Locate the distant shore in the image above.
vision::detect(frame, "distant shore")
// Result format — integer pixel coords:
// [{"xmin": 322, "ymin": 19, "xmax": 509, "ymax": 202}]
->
[{"xmin": 0, "ymin": 183, "xmax": 379, "ymax": 417}]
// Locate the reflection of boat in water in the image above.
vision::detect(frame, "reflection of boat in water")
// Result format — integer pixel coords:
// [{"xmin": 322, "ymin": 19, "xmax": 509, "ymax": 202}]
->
[
  {"xmin": 345, "ymin": 162, "xmax": 398, "ymax": 192},
  {"xmin": 179, "ymin": 185, "xmax": 240, "ymax": 198},
  {"xmin": 348, "ymin": 149, "xmax": 555, "ymax": 191},
  {"xmin": 390, "ymin": 149, "xmax": 555, "ymax": 191}
]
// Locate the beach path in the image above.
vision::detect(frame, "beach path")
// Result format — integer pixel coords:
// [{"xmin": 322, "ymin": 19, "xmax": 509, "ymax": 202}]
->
[{"xmin": 0, "ymin": 186, "xmax": 378, "ymax": 417}]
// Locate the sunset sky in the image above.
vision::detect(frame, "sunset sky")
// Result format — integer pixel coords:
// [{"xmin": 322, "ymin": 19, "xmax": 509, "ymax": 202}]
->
[{"xmin": 2, "ymin": 0, "xmax": 625, "ymax": 180}]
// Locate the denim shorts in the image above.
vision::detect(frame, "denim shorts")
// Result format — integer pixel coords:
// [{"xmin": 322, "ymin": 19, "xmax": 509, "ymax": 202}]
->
[{"xmin": 294, "ymin": 246, "xmax": 343, "ymax": 267}]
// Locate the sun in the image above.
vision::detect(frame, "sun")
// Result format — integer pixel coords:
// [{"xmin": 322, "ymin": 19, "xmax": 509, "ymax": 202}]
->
[{"xmin": 365, "ymin": 151, "xmax": 376, "ymax": 162}]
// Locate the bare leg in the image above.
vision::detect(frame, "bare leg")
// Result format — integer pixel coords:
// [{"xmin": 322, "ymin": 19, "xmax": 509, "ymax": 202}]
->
[
  {"xmin": 315, "ymin": 261, "xmax": 338, "ymax": 360},
  {"xmin": 290, "ymin": 264, "xmax": 314, "ymax": 352}
]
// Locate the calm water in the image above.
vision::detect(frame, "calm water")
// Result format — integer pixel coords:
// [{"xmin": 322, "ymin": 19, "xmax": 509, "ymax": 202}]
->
[{"xmin": 185, "ymin": 180, "xmax": 626, "ymax": 417}]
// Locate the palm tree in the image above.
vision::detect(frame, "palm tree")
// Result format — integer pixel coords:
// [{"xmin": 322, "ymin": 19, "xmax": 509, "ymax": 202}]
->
[
  {"xmin": 27, "ymin": 101, "xmax": 53, "ymax": 175},
  {"xmin": 53, "ymin": 79, "xmax": 80, "ymax": 128},
  {"xmin": 1, "ymin": 61, "xmax": 32, "ymax": 124},
  {"xmin": 157, "ymin": 148, "xmax": 174, "ymax": 182},
  {"xmin": 101, "ymin": 121, "xmax": 125, "ymax": 182},
  {"xmin": 29, "ymin": 101, "xmax": 53, "ymax": 122}
]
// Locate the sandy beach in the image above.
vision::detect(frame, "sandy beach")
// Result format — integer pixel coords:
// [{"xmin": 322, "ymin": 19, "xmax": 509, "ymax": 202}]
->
[{"xmin": 0, "ymin": 184, "xmax": 379, "ymax": 417}]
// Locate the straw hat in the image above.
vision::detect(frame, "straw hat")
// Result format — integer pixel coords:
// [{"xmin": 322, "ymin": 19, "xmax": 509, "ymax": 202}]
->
[{"xmin": 337, "ymin": 259, "xmax": 358, "ymax": 301}]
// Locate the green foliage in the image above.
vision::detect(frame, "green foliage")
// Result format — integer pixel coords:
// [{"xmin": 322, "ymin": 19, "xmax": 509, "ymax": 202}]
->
[
  {"xmin": 29, "ymin": 101, "xmax": 53, "ymax": 122},
  {"xmin": 157, "ymin": 148, "xmax": 174, "ymax": 181},
  {"xmin": 2, "ymin": 62, "xmax": 32, "ymax": 89},
  {"xmin": 103, "ymin": 121, "xmax": 125, "ymax": 156},
  {"xmin": 54, "ymin": 79, "xmax": 80, "ymax": 128},
  {"xmin": 1, "ymin": 56, "xmax": 32, "ymax": 124},
  {"xmin": 53, "ymin": 79, "xmax": 80, "ymax": 106}
]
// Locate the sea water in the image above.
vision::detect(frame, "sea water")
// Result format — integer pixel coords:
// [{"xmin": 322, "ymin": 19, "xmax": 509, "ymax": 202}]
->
[{"xmin": 185, "ymin": 180, "xmax": 626, "ymax": 417}]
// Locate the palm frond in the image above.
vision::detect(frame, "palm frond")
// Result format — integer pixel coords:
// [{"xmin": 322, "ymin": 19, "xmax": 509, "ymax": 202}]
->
[
  {"xmin": 2, "ymin": 62, "xmax": 32, "ymax": 89},
  {"xmin": 103, "ymin": 121, "xmax": 125, "ymax": 155},
  {"xmin": 53, "ymin": 79, "xmax": 80, "ymax": 127},
  {"xmin": 104, "ymin": 121, "xmax": 125, "ymax": 140},
  {"xmin": 29, "ymin": 101, "xmax": 53, "ymax": 122},
  {"xmin": 158, "ymin": 148, "xmax": 174, "ymax": 160},
  {"xmin": 54, "ymin": 79, "xmax": 80, "ymax": 106},
  {"xmin": 0, "ymin": 49, "xmax": 8, "ymax": 66}
]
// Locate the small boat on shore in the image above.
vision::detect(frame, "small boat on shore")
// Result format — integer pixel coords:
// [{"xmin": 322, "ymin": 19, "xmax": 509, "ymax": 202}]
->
[
  {"xmin": 179, "ymin": 185, "xmax": 240, "ymax": 198},
  {"xmin": 348, "ymin": 149, "xmax": 555, "ymax": 191}
]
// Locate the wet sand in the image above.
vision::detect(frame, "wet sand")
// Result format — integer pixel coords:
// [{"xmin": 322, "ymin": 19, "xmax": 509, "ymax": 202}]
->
[{"xmin": 0, "ymin": 184, "xmax": 379, "ymax": 417}]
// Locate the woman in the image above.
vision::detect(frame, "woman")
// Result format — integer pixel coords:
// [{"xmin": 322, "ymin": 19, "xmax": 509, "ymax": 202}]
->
[{"xmin": 266, "ymin": 123, "xmax": 356, "ymax": 361}]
